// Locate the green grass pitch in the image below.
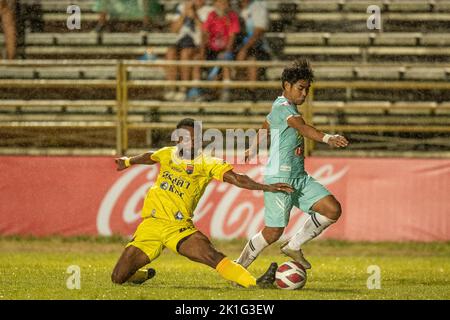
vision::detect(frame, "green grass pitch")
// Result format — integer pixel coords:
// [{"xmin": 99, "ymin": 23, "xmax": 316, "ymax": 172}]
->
[{"xmin": 0, "ymin": 237, "xmax": 449, "ymax": 300}]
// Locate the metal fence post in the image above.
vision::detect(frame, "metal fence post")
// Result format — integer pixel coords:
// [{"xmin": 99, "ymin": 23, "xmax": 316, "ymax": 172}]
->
[
  {"xmin": 116, "ymin": 61, "xmax": 125, "ymax": 155},
  {"xmin": 121, "ymin": 62, "xmax": 129, "ymax": 153}
]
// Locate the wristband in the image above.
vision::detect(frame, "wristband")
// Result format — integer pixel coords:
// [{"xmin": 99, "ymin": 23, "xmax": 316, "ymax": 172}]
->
[
  {"xmin": 322, "ymin": 134, "xmax": 332, "ymax": 144},
  {"xmin": 124, "ymin": 157, "xmax": 131, "ymax": 168}
]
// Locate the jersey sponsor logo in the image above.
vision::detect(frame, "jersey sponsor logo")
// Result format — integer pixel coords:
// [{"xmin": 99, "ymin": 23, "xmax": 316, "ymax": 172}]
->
[
  {"xmin": 186, "ymin": 164, "xmax": 194, "ymax": 174},
  {"xmin": 280, "ymin": 165, "xmax": 292, "ymax": 172},
  {"xmin": 175, "ymin": 211, "xmax": 184, "ymax": 220},
  {"xmin": 160, "ymin": 181, "xmax": 169, "ymax": 190},
  {"xmin": 162, "ymin": 171, "xmax": 192, "ymax": 189}
]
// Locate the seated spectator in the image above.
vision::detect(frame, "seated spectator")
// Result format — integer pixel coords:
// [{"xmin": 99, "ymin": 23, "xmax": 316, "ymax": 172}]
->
[
  {"xmin": 93, "ymin": 0, "xmax": 164, "ymax": 32},
  {"xmin": 193, "ymin": 0, "xmax": 240, "ymax": 102},
  {"xmin": 0, "ymin": 0, "xmax": 16, "ymax": 60},
  {"xmin": 164, "ymin": 0, "xmax": 213, "ymax": 101},
  {"xmin": 236, "ymin": 0, "xmax": 271, "ymax": 87}
]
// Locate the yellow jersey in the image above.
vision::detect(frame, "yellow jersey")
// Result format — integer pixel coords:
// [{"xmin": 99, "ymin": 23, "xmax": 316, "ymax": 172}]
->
[{"xmin": 141, "ymin": 146, "xmax": 233, "ymax": 222}]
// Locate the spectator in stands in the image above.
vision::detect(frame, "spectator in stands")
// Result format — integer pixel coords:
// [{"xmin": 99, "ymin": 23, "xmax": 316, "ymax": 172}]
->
[
  {"xmin": 164, "ymin": 0, "xmax": 213, "ymax": 101},
  {"xmin": 193, "ymin": 0, "xmax": 240, "ymax": 102},
  {"xmin": 0, "ymin": 0, "xmax": 16, "ymax": 59},
  {"xmin": 236, "ymin": 0, "xmax": 271, "ymax": 98},
  {"xmin": 93, "ymin": 0, "xmax": 164, "ymax": 32}
]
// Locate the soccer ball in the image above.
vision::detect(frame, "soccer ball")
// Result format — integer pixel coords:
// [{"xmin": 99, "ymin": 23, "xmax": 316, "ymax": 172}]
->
[{"xmin": 275, "ymin": 261, "xmax": 307, "ymax": 290}]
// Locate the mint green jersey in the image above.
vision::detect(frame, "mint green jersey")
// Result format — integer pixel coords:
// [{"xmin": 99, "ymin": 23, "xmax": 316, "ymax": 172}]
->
[{"xmin": 265, "ymin": 96, "xmax": 306, "ymax": 177}]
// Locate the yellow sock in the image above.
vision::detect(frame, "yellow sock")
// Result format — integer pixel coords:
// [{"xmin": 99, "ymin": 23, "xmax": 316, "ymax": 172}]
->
[{"xmin": 216, "ymin": 257, "xmax": 257, "ymax": 288}]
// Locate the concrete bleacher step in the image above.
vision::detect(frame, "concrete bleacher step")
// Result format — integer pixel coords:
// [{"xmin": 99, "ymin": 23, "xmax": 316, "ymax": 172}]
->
[
  {"xmin": 435, "ymin": 102, "xmax": 450, "ymax": 115},
  {"xmin": 284, "ymin": 46, "xmax": 361, "ymax": 57},
  {"xmin": 0, "ymin": 100, "xmax": 116, "ymax": 114},
  {"xmin": 326, "ymin": 33, "xmax": 372, "ymax": 46},
  {"xmin": 0, "ymin": 113, "xmax": 116, "ymax": 122},
  {"xmin": 102, "ymin": 33, "xmax": 145, "ymax": 46},
  {"xmin": 284, "ymin": 33, "xmax": 327, "ymax": 46},
  {"xmin": 40, "ymin": 0, "xmax": 95, "ymax": 12},
  {"xmin": 128, "ymin": 67, "xmax": 166, "ymax": 80},
  {"xmin": 25, "ymin": 33, "xmax": 57, "ymax": 46},
  {"xmin": 384, "ymin": 12, "xmax": 450, "ymax": 21},
  {"xmin": 80, "ymin": 67, "xmax": 116, "ymax": 79},
  {"xmin": 55, "ymin": 33, "xmax": 99, "ymax": 46},
  {"xmin": 128, "ymin": 100, "xmax": 273, "ymax": 114},
  {"xmin": 1, "ymin": 64, "xmax": 448, "ymax": 82},
  {"xmin": 158, "ymin": 114, "xmax": 266, "ymax": 124},
  {"xmin": 344, "ymin": 115, "xmax": 450, "ymax": 124},
  {"xmin": 20, "ymin": 32, "xmax": 450, "ymax": 48},
  {"xmin": 368, "ymin": 46, "xmax": 450, "ymax": 57},
  {"xmin": 373, "ymin": 33, "xmax": 422, "ymax": 46},
  {"xmin": 388, "ymin": 2, "xmax": 433, "ymax": 12},
  {"xmin": 403, "ymin": 68, "xmax": 448, "ymax": 81},
  {"xmin": 36, "ymin": 68, "xmax": 83, "ymax": 79},
  {"xmin": 354, "ymin": 67, "xmax": 401, "ymax": 80},
  {"xmin": 0, "ymin": 68, "xmax": 36, "ymax": 79},
  {"xmin": 313, "ymin": 67, "xmax": 356, "ymax": 80},
  {"xmin": 421, "ymin": 34, "xmax": 450, "ymax": 46},
  {"xmin": 24, "ymin": 46, "xmax": 165, "ymax": 58},
  {"xmin": 292, "ymin": 1, "xmax": 342, "ymax": 12},
  {"xmin": 314, "ymin": 101, "xmax": 389, "ymax": 114},
  {"xmin": 343, "ymin": 0, "xmax": 385, "ymax": 12},
  {"xmin": 435, "ymin": 1, "xmax": 450, "ymax": 12},
  {"xmin": 17, "ymin": 106, "xmax": 63, "ymax": 113}
]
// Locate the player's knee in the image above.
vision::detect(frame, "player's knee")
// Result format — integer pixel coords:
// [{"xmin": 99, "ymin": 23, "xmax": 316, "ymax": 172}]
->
[
  {"xmin": 327, "ymin": 201, "xmax": 342, "ymax": 221},
  {"xmin": 111, "ymin": 270, "xmax": 127, "ymax": 284},
  {"xmin": 263, "ymin": 227, "xmax": 284, "ymax": 244},
  {"xmin": 111, "ymin": 269, "xmax": 129, "ymax": 284}
]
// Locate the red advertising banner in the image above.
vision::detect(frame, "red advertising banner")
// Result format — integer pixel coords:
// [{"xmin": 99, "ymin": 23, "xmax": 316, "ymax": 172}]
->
[{"xmin": 0, "ymin": 156, "xmax": 449, "ymax": 241}]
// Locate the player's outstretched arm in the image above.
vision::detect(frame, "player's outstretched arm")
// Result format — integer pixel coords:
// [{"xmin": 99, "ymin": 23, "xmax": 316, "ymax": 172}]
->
[
  {"xmin": 287, "ymin": 115, "xmax": 349, "ymax": 148},
  {"xmin": 114, "ymin": 152, "xmax": 157, "ymax": 171},
  {"xmin": 223, "ymin": 170, "xmax": 294, "ymax": 193}
]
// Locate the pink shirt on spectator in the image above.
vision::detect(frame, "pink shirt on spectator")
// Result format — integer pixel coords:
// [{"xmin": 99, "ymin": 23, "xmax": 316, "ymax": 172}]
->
[{"xmin": 203, "ymin": 10, "xmax": 240, "ymax": 52}]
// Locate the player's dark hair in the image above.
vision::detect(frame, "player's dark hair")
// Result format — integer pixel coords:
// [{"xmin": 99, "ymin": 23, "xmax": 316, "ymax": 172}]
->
[
  {"xmin": 281, "ymin": 59, "xmax": 314, "ymax": 89},
  {"xmin": 176, "ymin": 118, "xmax": 196, "ymax": 129}
]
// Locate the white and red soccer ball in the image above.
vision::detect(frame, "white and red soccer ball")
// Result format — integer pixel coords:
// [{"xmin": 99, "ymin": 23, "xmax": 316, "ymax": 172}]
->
[{"xmin": 275, "ymin": 261, "xmax": 307, "ymax": 290}]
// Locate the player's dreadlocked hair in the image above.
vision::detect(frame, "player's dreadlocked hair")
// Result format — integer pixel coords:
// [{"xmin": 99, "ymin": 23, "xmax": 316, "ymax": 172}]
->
[
  {"xmin": 281, "ymin": 59, "xmax": 314, "ymax": 89},
  {"xmin": 176, "ymin": 118, "xmax": 196, "ymax": 129}
]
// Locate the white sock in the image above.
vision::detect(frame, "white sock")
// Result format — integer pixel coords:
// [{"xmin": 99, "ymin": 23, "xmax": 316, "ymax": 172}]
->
[
  {"xmin": 236, "ymin": 231, "xmax": 269, "ymax": 269},
  {"xmin": 287, "ymin": 212, "xmax": 336, "ymax": 251}
]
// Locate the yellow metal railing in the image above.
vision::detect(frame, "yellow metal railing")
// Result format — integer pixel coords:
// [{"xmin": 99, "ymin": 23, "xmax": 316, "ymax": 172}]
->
[{"xmin": 1, "ymin": 60, "xmax": 450, "ymax": 155}]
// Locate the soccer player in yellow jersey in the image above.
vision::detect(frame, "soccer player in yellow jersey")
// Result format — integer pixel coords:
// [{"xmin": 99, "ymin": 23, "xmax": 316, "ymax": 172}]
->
[{"xmin": 111, "ymin": 118, "xmax": 294, "ymax": 288}]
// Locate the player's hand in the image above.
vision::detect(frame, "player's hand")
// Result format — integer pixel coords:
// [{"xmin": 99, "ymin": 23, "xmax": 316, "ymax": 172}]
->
[
  {"xmin": 328, "ymin": 135, "xmax": 349, "ymax": 148},
  {"xmin": 265, "ymin": 183, "xmax": 295, "ymax": 193},
  {"xmin": 115, "ymin": 157, "xmax": 129, "ymax": 171}
]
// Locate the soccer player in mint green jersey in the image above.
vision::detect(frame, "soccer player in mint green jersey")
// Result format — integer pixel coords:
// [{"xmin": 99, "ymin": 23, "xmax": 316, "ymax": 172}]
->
[{"xmin": 237, "ymin": 60, "xmax": 349, "ymax": 270}]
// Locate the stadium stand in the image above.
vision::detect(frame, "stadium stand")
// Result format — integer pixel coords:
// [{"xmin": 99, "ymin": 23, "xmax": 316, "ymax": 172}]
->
[{"xmin": 0, "ymin": 0, "xmax": 450, "ymax": 156}]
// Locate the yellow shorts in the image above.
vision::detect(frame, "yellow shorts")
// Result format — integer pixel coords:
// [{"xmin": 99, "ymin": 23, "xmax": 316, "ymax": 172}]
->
[{"xmin": 126, "ymin": 217, "xmax": 198, "ymax": 261}]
